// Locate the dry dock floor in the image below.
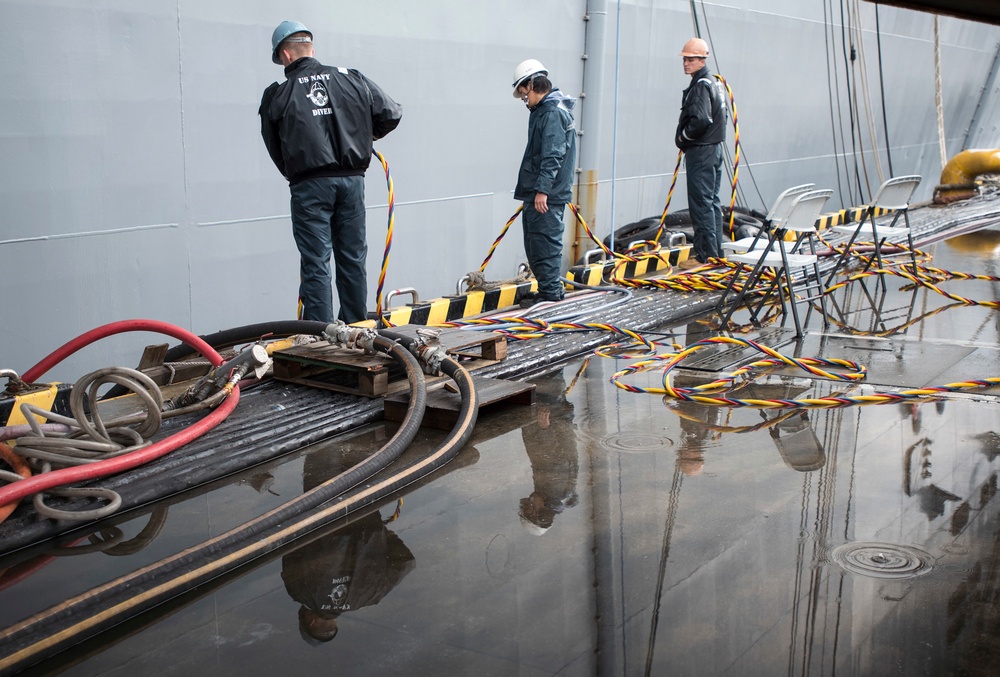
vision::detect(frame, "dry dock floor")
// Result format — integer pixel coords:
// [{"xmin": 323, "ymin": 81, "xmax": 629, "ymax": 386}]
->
[{"xmin": 2, "ymin": 224, "xmax": 1000, "ymax": 676}]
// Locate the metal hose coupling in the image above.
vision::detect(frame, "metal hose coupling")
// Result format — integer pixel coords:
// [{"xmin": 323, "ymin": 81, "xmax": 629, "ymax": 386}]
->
[
  {"xmin": 413, "ymin": 328, "xmax": 448, "ymax": 375},
  {"xmin": 323, "ymin": 322, "xmax": 379, "ymax": 354},
  {"xmin": 169, "ymin": 343, "xmax": 270, "ymax": 410}
]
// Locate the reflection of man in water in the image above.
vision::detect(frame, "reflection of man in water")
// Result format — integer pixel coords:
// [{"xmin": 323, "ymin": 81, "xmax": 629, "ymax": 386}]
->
[
  {"xmin": 675, "ymin": 401, "xmax": 717, "ymax": 476},
  {"xmin": 672, "ymin": 321, "xmax": 723, "ymax": 476},
  {"xmin": 520, "ymin": 370, "xmax": 579, "ymax": 535},
  {"xmin": 281, "ymin": 452, "xmax": 415, "ymax": 643},
  {"xmin": 768, "ymin": 410, "xmax": 826, "ymax": 472}
]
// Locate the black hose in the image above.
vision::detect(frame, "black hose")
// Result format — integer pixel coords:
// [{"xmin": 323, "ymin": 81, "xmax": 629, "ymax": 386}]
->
[
  {"xmin": 162, "ymin": 320, "xmax": 331, "ymax": 362},
  {"xmin": 0, "ymin": 331, "xmax": 432, "ymax": 675},
  {"xmin": 0, "ymin": 346, "xmax": 480, "ymax": 675}
]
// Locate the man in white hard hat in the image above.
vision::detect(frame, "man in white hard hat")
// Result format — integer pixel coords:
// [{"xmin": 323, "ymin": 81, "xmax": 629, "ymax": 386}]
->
[
  {"xmin": 260, "ymin": 21, "xmax": 402, "ymax": 324},
  {"xmin": 518, "ymin": 370, "xmax": 579, "ymax": 535},
  {"xmin": 511, "ymin": 59, "xmax": 577, "ymax": 308},
  {"xmin": 675, "ymin": 37, "xmax": 727, "ymax": 268}
]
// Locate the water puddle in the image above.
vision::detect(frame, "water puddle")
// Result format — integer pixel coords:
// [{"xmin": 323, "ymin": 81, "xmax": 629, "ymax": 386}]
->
[{"xmin": 830, "ymin": 542, "xmax": 935, "ymax": 579}]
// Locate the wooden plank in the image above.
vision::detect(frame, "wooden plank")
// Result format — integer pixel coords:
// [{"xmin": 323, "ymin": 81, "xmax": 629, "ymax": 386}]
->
[
  {"xmin": 137, "ymin": 344, "xmax": 169, "ymax": 370},
  {"xmin": 384, "ymin": 375, "xmax": 535, "ymax": 430}
]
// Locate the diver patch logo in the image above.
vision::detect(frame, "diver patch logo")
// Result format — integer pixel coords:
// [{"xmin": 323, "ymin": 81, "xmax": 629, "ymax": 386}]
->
[{"xmin": 307, "ymin": 81, "xmax": 329, "ymax": 107}]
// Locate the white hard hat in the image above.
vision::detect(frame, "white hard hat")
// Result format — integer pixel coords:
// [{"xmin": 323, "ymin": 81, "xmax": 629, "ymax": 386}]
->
[
  {"xmin": 519, "ymin": 514, "xmax": 550, "ymax": 536},
  {"xmin": 512, "ymin": 59, "xmax": 548, "ymax": 98}
]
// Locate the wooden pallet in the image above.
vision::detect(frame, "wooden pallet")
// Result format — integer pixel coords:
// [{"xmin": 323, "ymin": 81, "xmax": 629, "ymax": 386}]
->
[
  {"xmin": 272, "ymin": 342, "xmax": 396, "ymax": 397},
  {"xmin": 272, "ymin": 328, "xmax": 507, "ymax": 398}
]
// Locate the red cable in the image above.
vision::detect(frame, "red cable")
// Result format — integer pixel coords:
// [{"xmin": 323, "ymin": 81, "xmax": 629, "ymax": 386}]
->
[{"xmin": 1, "ymin": 319, "xmax": 238, "ymax": 508}]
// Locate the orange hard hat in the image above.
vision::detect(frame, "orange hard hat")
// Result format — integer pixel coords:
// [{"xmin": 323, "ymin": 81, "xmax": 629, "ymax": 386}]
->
[{"xmin": 679, "ymin": 38, "xmax": 710, "ymax": 57}]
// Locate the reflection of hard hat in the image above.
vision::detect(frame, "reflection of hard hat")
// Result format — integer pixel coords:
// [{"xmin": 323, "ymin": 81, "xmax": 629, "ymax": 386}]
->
[
  {"xmin": 272, "ymin": 20, "xmax": 312, "ymax": 64},
  {"xmin": 298, "ymin": 606, "xmax": 339, "ymax": 644},
  {"xmin": 679, "ymin": 38, "xmax": 710, "ymax": 57},
  {"xmin": 512, "ymin": 59, "xmax": 548, "ymax": 98},
  {"xmin": 519, "ymin": 495, "xmax": 554, "ymax": 534},
  {"xmin": 520, "ymin": 514, "xmax": 550, "ymax": 536},
  {"xmin": 676, "ymin": 448, "xmax": 704, "ymax": 476}
]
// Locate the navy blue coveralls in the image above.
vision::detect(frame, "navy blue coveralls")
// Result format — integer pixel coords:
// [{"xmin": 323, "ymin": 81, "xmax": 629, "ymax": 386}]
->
[
  {"xmin": 514, "ymin": 89, "xmax": 578, "ymax": 302},
  {"xmin": 675, "ymin": 65, "xmax": 727, "ymax": 263}
]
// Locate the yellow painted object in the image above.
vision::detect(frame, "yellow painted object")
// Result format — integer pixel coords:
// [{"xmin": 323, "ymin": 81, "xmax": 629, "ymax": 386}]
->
[
  {"xmin": 264, "ymin": 338, "xmax": 297, "ymax": 355},
  {"xmin": 5, "ymin": 384, "xmax": 59, "ymax": 427},
  {"xmin": 936, "ymin": 149, "xmax": 1000, "ymax": 203}
]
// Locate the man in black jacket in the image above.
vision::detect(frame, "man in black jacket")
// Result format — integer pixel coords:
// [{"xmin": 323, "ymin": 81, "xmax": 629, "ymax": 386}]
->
[
  {"xmin": 675, "ymin": 37, "xmax": 727, "ymax": 268},
  {"xmin": 511, "ymin": 59, "xmax": 577, "ymax": 308},
  {"xmin": 260, "ymin": 21, "xmax": 402, "ymax": 324}
]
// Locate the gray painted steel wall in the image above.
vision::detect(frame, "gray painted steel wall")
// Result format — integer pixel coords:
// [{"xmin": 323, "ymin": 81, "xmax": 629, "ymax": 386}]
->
[{"xmin": 1, "ymin": 1, "xmax": 997, "ymax": 381}]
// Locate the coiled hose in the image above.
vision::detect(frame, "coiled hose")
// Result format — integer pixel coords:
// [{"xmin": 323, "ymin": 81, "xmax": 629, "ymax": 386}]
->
[
  {"xmin": 0, "ymin": 330, "xmax": 480, "ymax": 675},
  {"xmin": 0, "ymin": 320, "xmax": 236, "ymax": 513}
]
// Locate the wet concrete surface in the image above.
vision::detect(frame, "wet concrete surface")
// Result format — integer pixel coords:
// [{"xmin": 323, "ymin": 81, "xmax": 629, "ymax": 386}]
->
[{"xmin": 2, "ymin": 227, "xmax": 1000, "ymax": 676}]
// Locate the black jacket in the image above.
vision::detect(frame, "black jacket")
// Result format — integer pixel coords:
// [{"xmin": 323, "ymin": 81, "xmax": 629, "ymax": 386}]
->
[
  {"xmin": 514, "ymin": 89, "xmax": 577, "ymax": 205},
  {"xmin": 260, "ymin": 57, "xmax": 402, "ymax": 184},
  {"xmin": 675, "ymin": 65, "xmax": 726, "ymax": 150}
]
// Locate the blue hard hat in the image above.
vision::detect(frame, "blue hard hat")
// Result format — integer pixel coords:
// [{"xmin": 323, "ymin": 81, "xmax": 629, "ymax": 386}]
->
[{"xmin": 271, "ymin": 20, "xmax": 312, "ymax": 64}]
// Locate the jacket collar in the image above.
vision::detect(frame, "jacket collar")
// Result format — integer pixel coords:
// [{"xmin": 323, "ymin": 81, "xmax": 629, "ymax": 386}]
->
[
  {"xmin": 284, "ymin": 56, "xmax": 317, "ymax": 77},
  {"xmin": 688, "ymin": 64, "xmax": 711, "ymax": 82}
]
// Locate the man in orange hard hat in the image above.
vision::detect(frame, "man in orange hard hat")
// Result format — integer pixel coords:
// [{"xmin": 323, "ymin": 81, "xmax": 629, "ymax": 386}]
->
[{"xmin": 675, "ymin": 37, "xmax": 727, "ymax": 268}]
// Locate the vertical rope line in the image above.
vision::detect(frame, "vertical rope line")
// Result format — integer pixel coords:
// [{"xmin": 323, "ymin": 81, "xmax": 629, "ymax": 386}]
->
[
  {"xmin": 934, "ymin": 16, "xmax": 948, "ymax": 169},
  {"xmin": 874, "ymin": 3, "xmax": 895, "ymax": 176},
  {"xmin": 609, "ymin": 0, "xmax": 623, "ymax": 254},
  {"xmin": 852, "ymin": 0, "xmax": 884, "ymax": 185}
]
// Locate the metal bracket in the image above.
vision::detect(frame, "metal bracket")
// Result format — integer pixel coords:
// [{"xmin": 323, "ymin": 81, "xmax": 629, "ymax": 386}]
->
[{"xmin": 385, "ymin": 287, "xmax": 419, "ymax": 308}]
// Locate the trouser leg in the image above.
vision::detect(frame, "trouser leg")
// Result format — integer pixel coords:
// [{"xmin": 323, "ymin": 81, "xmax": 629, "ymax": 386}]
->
[
  {"xmin": 290, "ymin": 178, "xmax": 336, "ymax": 323},
  {"xmin": 685, "ymin": 143, "xmax": 724, "ymax": 261},
  {"xmin": 330, "ymin": 176, "xmax": 368, "ymax": 324},
  {"xmin": 522, "ymin": 202, "xmax": 566, "ymax": 300}
]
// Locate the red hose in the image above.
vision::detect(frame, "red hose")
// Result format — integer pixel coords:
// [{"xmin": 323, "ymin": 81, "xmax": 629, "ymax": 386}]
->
[
  {"xmin": 1, "ymin": 319, "xmax": 238, "ymax": 509},
  {"xmin": 22, "ymin": 318, "xmax": 225, "ymax": 382}
]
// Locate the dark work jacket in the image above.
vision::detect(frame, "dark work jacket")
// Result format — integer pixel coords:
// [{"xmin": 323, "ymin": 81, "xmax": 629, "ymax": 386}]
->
[
  {"xmin": 514, "ymin": 89, "xmax": 577, "ymax": 205},
  {"xmin": 675, "ymin": 65, "xmax": 726, "ymax": 150},
  {"xmin": 259, "ymin": 57, "xmax": 402, "ymax": 184},
  {"xmin": 281, "ymin": 512, "xmax": 414, "ymax": 617}
]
